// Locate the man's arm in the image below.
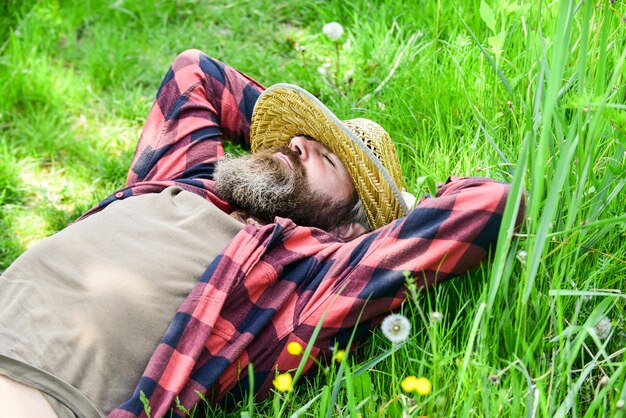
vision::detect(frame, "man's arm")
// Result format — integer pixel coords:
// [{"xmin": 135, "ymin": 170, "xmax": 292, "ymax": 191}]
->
[
  {"xmin": 125, "ymin": 49, "xmax": 264, "ymax": 187},
  {"xmin": 298, "ymin": 177, "xmax": 522, "ymax": 341},
  {"xmin": 218, "ymin": 176, "xmax": 524, "ymax": 401},
  {"xmin": 106, "ymin": 176, "xmax": 523, "ymax": 411},
  {"xmin": 76, "ymin": 50, "xmax": 265, "ymax": 221}
]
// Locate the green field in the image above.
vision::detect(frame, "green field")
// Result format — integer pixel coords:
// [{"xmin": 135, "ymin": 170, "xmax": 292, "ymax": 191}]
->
[{"xmin": 1, "ymin": 0, "xmax": 625, "ymax": 416}]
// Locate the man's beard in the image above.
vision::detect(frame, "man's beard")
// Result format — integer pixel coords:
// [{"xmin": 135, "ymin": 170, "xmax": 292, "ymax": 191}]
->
[{"xmin": 214, "ymin": 145, "xmax": 355, "ymax": 231}]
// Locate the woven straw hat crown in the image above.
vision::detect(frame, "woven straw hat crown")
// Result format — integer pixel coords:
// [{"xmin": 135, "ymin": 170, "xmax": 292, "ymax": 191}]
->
[{"xmin": 250, "ymin": 83, "xmax": 407, "ymax": 230}]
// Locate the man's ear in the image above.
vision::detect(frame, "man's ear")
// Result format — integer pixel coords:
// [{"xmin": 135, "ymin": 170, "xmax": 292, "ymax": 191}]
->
[{"xmin": 328, "ymin": 222, "xmax": 368, "ymax": 241}]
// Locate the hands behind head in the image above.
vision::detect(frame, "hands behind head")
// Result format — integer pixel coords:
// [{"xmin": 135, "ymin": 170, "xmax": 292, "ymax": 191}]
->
[
  {"xmin": 401, "ymin": 189, "xmax": 417, "ymax": 211},
  {"xmin": 230, "ymin": 211, "xmax": 265, "ymax": 229}
]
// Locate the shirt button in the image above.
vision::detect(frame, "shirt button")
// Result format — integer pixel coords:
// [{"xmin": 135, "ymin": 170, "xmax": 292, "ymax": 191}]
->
[{"xmin": 115, "ymin": 192, "xmax": 124, "ymax": 199}]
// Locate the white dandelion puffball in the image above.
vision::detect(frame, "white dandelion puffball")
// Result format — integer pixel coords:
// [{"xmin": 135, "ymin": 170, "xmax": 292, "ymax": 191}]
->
[
  {"xmin": 381, "ymin": 314, "xmax": 411, "ymax": 343},
  {"xmin": 317, "ymin": 62, "xmax": 331, "ymax": 75},
  {"xmin": 323, "ymin": 22, "xmax": 344, "ymax": 41},
  {"xmin": 594, "ymin": 316, "xmax": 612, "ymax": 340},
  {"xmin": 429, "ymin": 311, "xmax": 444, "ymax": 323}
]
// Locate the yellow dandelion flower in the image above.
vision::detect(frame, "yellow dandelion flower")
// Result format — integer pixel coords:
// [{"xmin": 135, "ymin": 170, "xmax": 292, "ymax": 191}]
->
[
  {"xmin": 415, "ymin": 377, "xmax": 432, "ymax": 395},
  {"xmin": 272, "ymin": 372, "xmax": 293, "ymax": 392},
  {"xmin": 401, "ymin": 375, "xmax": 419, "ymax": 392},
  {"xmin": 401, "ymin": 376, "xmax": 432, "ymax": 395},
  {"xmin": 287, "ymin": 341, "xmax": 303, "ymax": 356},
  {"xmin": 333, "ymin": 349, "xmax": 346, "ymax": 362}
]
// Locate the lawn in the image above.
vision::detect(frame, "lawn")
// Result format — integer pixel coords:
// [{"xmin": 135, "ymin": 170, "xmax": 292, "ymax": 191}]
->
[{"xmin": 0, "ymin": 0, "xmax": 624, "ymax": 416}]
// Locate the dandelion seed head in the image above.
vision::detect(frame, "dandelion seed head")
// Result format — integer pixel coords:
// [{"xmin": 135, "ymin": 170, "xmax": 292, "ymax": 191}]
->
[
  {"xmin": 516, "ymin": 250, "xmax": 528, "ymax": 264},
  {"xmin": 322, "ymin": 22, "xmax": 344, "ymax": 41},
  {"xmin": 317, "ymin": 62, "xmax": 331, "ymax": 75},
  {"xmin": 599, "ymin": 375, "xmax": 609, "ymax": 386},
  {"xmin": 429, "ymin": 311, "xmax": 443, "ymax": 323},
  {"xmin": 489, "ymin": 374, "xmax": 500, "ymax": 385},
  {"xmin": 343, "ymin": 68, "xmax": 355, "ymax": 83},
  {"xmin": 616, "ymin": 399, "xmax": 624, "ymax": 409},
  {"xmin": 594, "ymin": 316, "xmax": 612, "ymax": 340},
  {"xmin": 381, "ymin": 313, "xmax": 411, "ymax": 343}
]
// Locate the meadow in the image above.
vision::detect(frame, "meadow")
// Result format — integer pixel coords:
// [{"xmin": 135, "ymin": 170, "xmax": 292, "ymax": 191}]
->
[{"xmin": 0, "ymin": 0, "xmax": 624, "ymax": 416}]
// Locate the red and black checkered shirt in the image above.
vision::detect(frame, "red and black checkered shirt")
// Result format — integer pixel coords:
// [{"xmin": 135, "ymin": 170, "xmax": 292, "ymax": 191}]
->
[{"xmin": 88, "ymin": 50, "xmax": 519, "ymax": 418}]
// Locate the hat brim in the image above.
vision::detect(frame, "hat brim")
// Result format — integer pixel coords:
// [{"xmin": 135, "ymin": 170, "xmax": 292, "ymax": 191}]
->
[{"xmin": 250, "ymin": 83, "xmax": 408, "ymax": 230}]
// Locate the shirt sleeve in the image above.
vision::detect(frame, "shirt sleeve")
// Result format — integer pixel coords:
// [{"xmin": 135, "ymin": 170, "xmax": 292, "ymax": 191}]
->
[
  {"xmin": 293, "ymin": 176, "xmax": 523, "ymax": 348},
  {"xmin": 124, "ymin": 49, "xmax": 265, "ymax": 187}
]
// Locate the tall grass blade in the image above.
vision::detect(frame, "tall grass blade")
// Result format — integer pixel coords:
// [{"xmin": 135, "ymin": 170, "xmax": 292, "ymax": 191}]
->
[
  {"xmin": 453, "ymin": 302, "xmax": 486, "ymax": 408},
  {"xmin": 486, "ymin": 132, "xmax": 529, "ymax": 310},
  {"xmin": 523, "ymin": 128, "xmax": 579, "ymax": 302}
]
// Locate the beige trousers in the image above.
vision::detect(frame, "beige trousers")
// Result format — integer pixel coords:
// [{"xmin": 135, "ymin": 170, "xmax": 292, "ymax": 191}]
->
[{"xmin": 0, "ymin": 374, "xmax": 58, "ymax": 417}]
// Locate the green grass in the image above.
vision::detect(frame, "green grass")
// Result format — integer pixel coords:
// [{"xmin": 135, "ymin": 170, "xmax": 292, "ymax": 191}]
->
[{"xmin": 1, "ymin": 0, "xmax": 625, "ymax": 416}]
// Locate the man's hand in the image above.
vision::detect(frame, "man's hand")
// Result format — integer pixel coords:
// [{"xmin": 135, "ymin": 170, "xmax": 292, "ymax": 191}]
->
[
  {"xmin": 230, "ymin": 210, "xmax": 264, "ymax": 228},
  {"xmin": 401, "ymin": 189, "xmax": 417, "ymax": 210}
]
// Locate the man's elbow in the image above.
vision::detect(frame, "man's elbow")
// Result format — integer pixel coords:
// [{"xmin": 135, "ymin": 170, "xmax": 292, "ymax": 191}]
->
[{"xmin": 499, "ymin": 181, "xmax": 526, "ymax": 232}]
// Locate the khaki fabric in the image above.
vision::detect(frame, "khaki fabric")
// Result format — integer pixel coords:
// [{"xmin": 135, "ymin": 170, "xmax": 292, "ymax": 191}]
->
[{"xmin": 0, "ymin": 187, "xmax": 243, "ymax": 416}]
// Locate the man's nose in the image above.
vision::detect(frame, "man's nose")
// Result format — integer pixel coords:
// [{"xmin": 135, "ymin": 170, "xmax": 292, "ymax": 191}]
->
[{"xmin": 289, "ymin": 136, "xmax": 311, "ymax": 161}]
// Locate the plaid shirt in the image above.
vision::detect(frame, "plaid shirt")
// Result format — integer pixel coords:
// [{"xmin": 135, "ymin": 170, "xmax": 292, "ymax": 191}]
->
[{"xmin": 91, "ymin": 50, "xmax": 517, "ymax": 417}]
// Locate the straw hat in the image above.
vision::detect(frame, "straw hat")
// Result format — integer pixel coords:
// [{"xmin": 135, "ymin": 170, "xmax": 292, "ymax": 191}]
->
[{"xmin": 250, "ymin": 83, "xmax": 408, "ymax": 230}]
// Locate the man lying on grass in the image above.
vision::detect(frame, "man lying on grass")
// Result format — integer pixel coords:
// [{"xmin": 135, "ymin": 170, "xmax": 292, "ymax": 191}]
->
[{"xmin": 0, "ymin": 49, "xmax": 522, "ymax": 418}]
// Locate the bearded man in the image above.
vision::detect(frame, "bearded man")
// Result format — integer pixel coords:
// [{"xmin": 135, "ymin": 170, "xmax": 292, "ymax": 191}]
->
[{"xmin": 0, "ymin": 49, "xmax": 521, "ymax": 418}]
